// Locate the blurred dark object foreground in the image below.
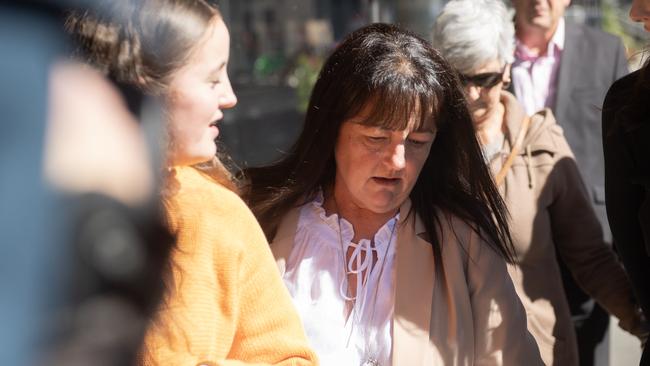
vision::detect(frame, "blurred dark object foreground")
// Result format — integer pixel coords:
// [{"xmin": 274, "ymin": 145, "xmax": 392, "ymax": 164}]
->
[
  {"xmin": 39, "ymin": 193, "xmax": 172, "ymax": 366},
  {"xmin": 0, "ymin": 1, "xmax": 173, "ymax": 365}
]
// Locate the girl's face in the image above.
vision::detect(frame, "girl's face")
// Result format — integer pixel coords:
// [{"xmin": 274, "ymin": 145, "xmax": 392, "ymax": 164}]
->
[{"xmin": 165, "ymin": 16, "xmax": 237, "ymax": 167}]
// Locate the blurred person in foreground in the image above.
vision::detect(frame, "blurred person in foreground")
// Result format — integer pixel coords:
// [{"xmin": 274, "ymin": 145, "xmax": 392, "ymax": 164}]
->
[
  {"xmin": 67, "ymin": 0, "xmax": 318, "ymax": 364},
  {"xmin": 245, "ymin": 23, "xmax": 543, "ymax": 365},
  {"xmin": 2, "ymin": 1, "xmax": 173, "ymax": 364},
  {"xmin": 433, "ymin": 1, "xmax": 648, "ymax": 365},
  {"xmin": 509, "ymin": 0, "xmax": 629, "ymax": 361},
  {"xmin": 603, "ymin": 0, "xmax": 650, "ymax": 364}
]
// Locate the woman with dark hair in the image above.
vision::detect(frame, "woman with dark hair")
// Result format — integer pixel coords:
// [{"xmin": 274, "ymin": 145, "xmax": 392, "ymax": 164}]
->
[
  {"xmin": 245, "ymin": 23, "xmax": 542, "ymax": 365},
  {"xmin": 67, "ymin": 1, "xmax": 317, "ymax": 365},
  {"xmin": 603, "ymin": 1, "xmax": 650, "ymax": 364}
]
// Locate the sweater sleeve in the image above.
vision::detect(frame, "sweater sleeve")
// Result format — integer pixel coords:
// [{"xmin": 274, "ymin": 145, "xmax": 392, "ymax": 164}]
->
[
  {"xmin": 225, "ymin": 202, "xmax": 318, "ymax": 365},
  {"xmin": 141, "ymin": 168, "xmax": 317, "ymax": 365},
  {"xmin": 546, "ymin": 126, "xmax": 645, "ymax": 336},
  {"xmin": 467, "ymin": 231, "xmax": 544, "ymax": 366}
]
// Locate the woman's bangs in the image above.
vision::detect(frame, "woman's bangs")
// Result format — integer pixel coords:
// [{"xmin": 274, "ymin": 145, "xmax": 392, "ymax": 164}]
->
[{"xmin": 355, "ymin": 88, "xmax": 438, "ymax": 132}]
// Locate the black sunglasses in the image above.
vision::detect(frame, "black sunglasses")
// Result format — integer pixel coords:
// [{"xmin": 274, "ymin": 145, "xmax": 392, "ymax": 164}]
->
[{"xmin": 459, "ymin": 66, "xmax": 509, "ymax": 89}]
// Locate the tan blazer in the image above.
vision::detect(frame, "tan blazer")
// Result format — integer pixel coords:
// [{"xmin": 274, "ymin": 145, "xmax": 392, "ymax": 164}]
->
[{"xmin": 271, "ymin": 199, "xmax": 543, "ymax": 365}]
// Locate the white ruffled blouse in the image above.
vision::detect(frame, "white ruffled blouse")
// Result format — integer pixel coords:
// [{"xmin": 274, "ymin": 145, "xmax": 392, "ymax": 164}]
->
[{"xmin": 282, "ymin": 192, "xmax": 398, "ymax": 366}]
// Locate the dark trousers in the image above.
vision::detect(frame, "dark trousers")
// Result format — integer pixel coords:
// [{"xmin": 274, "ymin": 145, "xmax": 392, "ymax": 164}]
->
[
  {"xmin": 558, "ymin": 258, "xmax": 610, "ymax": 366},
  {"xmin": 575, "ymin": 303, "xmax": 610, "ymax": 366}
]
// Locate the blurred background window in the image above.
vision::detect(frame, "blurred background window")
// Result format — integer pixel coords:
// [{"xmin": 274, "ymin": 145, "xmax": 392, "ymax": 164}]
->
[{"xmin": 217, "ymin": 0, "xmax": 646, "ymax": 167}]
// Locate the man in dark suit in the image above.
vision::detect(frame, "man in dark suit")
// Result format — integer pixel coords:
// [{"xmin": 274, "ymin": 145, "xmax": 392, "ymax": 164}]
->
[{"xmin": 510, "ymin": 0, "xmax": 629, "ymax": 365}]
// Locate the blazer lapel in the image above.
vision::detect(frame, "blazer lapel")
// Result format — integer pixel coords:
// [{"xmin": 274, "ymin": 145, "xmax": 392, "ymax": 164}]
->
[
  {"xmin": 392, "ymin": 199, "xmax": 435, "ymax": 365},
  {"xmin": 270, "ymin": 205, "xmax": 301, "ymax": 275},
  {"xmin": 554, "ymin": 22, "xmax": 579, "ymax": 125}
]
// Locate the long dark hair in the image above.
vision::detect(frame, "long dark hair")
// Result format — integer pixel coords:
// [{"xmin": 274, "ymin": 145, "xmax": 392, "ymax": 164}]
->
[{"xmin": 244, "ymin": 23, "xmax": 514, "ymax": 264}]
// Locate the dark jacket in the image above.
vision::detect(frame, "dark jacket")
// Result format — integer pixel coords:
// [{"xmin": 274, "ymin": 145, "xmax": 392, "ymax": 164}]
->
[{"xmin": 602, "ymin": 69, "xmax": 650, "ymax": 364}]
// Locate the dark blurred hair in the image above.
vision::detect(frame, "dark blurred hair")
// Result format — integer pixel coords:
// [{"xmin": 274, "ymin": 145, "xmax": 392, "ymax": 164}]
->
[
  {"xmin": 635, "ymin": 54, "xmax": 650, "ymax": 96},
  {"xmin": 244, "ymin": 23, "xmax": 514, "ymax": 265},
  {"xmin": 66, "ymin": 0, "xmax": 238, "ymax": 191}
]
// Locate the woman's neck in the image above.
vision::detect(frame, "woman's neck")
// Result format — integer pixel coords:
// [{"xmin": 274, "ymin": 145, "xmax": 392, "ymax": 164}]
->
[
  {"xmin": 322, "ymin": 187, "xmax": 398, "ymax": 243},
  {"xmin": 475, "ymin": 102, "xmax": 506, "ymax": 146}
]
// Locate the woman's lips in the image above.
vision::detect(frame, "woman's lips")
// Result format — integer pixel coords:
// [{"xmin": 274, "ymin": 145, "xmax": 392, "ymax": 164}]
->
[{"xmin": 372, "ymin": 177, "xmax": 401, "ymax": 186}]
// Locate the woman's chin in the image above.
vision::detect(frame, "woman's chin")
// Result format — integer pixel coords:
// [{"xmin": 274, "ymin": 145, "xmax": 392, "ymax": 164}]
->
[{"xmin": 363, "ymin": 196, "xmax": 404, "ymax": 216}]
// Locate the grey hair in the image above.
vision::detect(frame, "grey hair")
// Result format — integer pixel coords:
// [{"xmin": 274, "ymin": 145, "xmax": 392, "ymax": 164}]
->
[{"xmin": 432, "ymin": 0, "xmax": 514, "ymax": 74}]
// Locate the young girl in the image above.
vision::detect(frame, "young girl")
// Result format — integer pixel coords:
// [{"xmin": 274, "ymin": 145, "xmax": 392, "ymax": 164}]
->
[{"xmin": 68, "ymin": 1, "xmax": 317, "ymax": 364}]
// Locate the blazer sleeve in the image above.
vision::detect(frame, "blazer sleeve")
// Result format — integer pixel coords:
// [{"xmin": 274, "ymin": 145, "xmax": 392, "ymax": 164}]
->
[
  {"xmin": 141, "ymin": 182, "xmax": 318, "ymax": 366},
  {"xmin": 546, "ymin": 126, "xmax": 644, "ymax": 335},
  {"xmin": 467, "ymin": 231, "xmax": 544, "ymax": 366}
]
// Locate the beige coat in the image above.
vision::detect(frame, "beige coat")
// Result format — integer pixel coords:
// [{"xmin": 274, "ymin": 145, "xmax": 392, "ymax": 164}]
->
[
  {"xmin": 271, "ymin": 198, "xmax": 543, "ymax": 365},
  {"xmin": 495, "ymin": 92, "xmax": 642, "ymax": 365}
]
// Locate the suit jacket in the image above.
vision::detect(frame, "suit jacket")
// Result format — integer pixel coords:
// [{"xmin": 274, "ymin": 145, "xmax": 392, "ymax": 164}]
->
[
  {"xmin": 602, "ymin": 70, "xmax": 650, "ymax": 363},
  {"xmin": 270, "ymin": 199, "xmax": 543, "ymax": 365},
  {"xmin": 513, "ymin": 21, "xmax": 628, "ymax": 241},
  {"xmin": 550, "ymin": 21, "xmax": 628, "ymax": 240},
  {"xmin": 512, "ymin": 21, "xmax": 629, "ymax": 323}
]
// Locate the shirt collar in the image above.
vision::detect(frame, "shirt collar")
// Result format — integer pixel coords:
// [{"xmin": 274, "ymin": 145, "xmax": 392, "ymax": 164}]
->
[{"xmin": 550, "ymin": 17, "xmax": 565, "ymax": 52}]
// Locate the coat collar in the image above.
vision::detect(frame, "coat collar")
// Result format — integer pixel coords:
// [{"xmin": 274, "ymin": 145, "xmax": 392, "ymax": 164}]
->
[
  {"xmin": 270, "ymin": 198, "xmax": 435, "ymax": 364},
  {"xmin": 392, "ymin": 199, "xmax": 435, "ymax": 365}
]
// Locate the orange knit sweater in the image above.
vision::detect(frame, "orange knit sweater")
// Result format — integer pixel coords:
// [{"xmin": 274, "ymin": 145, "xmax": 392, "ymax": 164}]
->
[{"xmin": 140, "ymin": 166, "xmax": 318, "ymax": 365}]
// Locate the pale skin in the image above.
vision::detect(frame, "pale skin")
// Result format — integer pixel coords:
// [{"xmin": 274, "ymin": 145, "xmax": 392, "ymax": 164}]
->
[
  {"xmin": 322, "ymin": 105, "xmax": 435, "ymax": 300},
  {"xmin": 512, "ymin": 0, "xmax": 571, "ymax": 56},
  {"xmin": 165, "ymin": 16, "xmax": 237, "ymax": 167},
  {"xmin": 464, "ymin": 59, "xmax": 511, "ymax": 146}
]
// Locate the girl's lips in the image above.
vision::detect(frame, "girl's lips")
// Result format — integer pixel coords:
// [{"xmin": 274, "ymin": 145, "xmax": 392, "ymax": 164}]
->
[{"xmin": 209, "ymin": 123, "xmax": 219, "ymax": 137}]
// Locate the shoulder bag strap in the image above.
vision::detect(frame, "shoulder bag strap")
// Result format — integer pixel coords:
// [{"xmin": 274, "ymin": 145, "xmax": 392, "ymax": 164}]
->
[{"xmin": 494, "ymin": 115, "xmax": 531, "ymax": 186}]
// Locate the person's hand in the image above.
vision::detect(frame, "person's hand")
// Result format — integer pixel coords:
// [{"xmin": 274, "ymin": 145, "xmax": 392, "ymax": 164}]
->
[{"xmin": 629, "ymin": 304, "xmax": 649, "ymax": 347}]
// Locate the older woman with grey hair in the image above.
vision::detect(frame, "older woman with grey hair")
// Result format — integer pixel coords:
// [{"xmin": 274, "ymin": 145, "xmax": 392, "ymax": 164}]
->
[{"xmin": 433, "ymin": 0, "xmax": 649, "ymax": 365}]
